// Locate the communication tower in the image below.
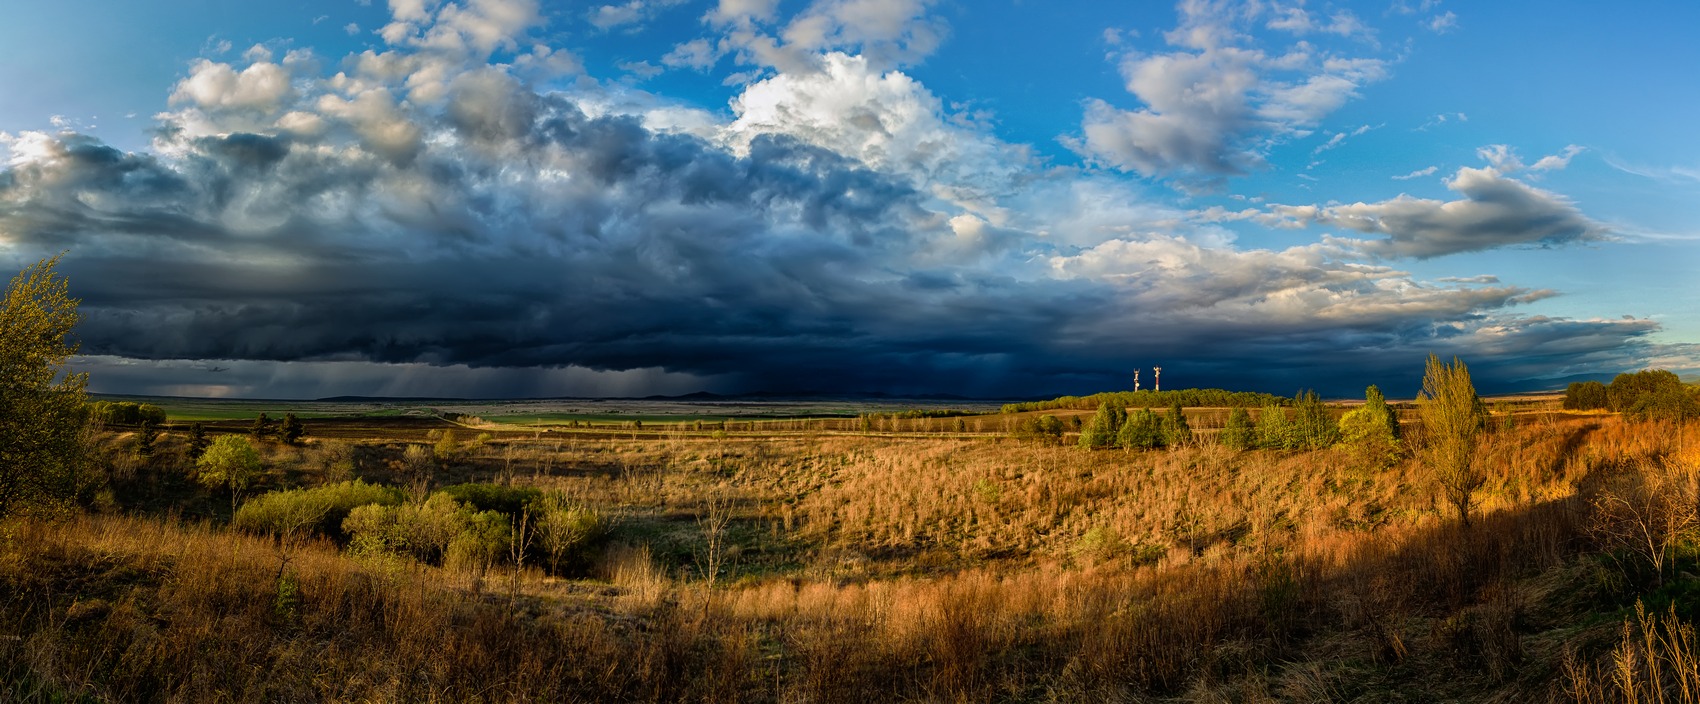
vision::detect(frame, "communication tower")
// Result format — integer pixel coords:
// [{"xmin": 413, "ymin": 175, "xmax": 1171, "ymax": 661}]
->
[
  {"xmin": 1133, "ymin": 369, "xmax": 1140, "ymax": 391},
  {"xmin": 1154, "ymin": 366, "xmax": 1162, "ymax": 392}
]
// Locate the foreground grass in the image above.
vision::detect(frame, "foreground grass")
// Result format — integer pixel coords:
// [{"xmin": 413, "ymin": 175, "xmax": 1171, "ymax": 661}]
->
[{"xmin": 5, "ymin": 414, "xmax": 1698, "ymax": 701}]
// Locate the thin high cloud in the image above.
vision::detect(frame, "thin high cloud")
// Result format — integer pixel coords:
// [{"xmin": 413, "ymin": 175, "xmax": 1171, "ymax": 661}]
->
[{"xmin": 0, "ymin": 0, "xmax": 1676, "ymax": 397}]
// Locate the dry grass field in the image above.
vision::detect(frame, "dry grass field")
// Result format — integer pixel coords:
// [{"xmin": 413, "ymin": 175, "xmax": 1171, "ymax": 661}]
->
[{"xmin": 4, "ymin": 403, "xmax": 1699, "ymax": 702}]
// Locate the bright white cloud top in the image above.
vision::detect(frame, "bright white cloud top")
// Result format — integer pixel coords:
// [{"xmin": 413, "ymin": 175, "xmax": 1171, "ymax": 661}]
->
[{"xmin": 0, "ymin": 0, "xmax": 1694, "ymax": 399}]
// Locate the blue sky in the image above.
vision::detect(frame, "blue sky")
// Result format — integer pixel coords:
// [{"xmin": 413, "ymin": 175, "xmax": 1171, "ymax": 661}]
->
[{"xmin": 0, "ymin": 0, "xmax": 1696, "ymax": 399}]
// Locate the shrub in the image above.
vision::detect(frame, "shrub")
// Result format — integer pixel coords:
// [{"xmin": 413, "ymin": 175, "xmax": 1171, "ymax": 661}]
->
[
  {"xmin": 234, "ymin": 480, "xmax": 405, "ymax": 541},
  {"xmin": 90, "ymin": 401, "xmax": 166, "ymax": 426},
  {"xmin": 536, "ymin": 500, "xmax": 609, "ymax": 576},
  {"xmin": 446, "ymin": 509, "xmax": 513, "ymax": 574},
  {"xmin": 344, "ymin": 492, "xmax": 468, "ymax": 564},
  {"xmin": 441, "ymin": 482, "xmax": 542, "ymax": 516},
  {"xmin": 1341, "ymin": 385, "xmax": 1402, "ymax": 468}
]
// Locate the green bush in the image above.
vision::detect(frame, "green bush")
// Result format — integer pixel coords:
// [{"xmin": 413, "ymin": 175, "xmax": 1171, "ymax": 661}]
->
[
  {"xmin": 344, "ymin": 492, "xmax": 468, "ymax": 564},
  {"xmin": 446, "ymin": 509, "xmax": 513, "ymax": 573},
  {"xmin": 441, "ymin": 482, "xmax": 542, "ymax": 516},
  {"xmin": 91, "ymin": 401, "xmax": 167, "ymax": 426},
  {"xmin": 535, "ymin": 493, "xmax": 610, "ymax": 577},
  {"xmin": 234, "ymin": 480, "xmax": 405, "ymax": 541}
]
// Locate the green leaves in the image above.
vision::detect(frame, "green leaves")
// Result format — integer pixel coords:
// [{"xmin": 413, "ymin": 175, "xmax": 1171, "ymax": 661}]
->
[{"xmin": 0, "ymin": 255, "xmax": 88, "ymax": 517}]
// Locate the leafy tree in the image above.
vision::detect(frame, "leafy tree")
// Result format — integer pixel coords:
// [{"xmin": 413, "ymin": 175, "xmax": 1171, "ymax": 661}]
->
[
  {"xmin": 1341, "ymin": 385, "xmax": 1402, "ymax": 468},
  {"xmin": 187, "ymin": 423, "xmax": 210, "ymax": 460},
  {"xmin": 1255, "ymin": 403, "xmax": 1292, "ymax": 450},
  {"xmin": 1078, "ymin": 402, "xmax": 1125, "ymax": 449},
  {"xmin": 1219, "ymin": 407, "xmax": 1255, "ymax": 450},
  {"xmin": 1035, "ymin": 414, "xmax": 1064, "ymax": 439},
  {"xmin": 1419, "ymin": 354, "xmax": 1488, "ymax": 527},
  {"xmin": 0, "ymin": 256, "xmax": 89, "ymax": 517},
  {"xmin": 434, "ymin": 428, "xmax": 460, "ymax": 462},
  {"xmin": 1290, "ymin": 390, "xmax": 1339, "ymax": 450},
  {"xmin": 1607, "ymin": 370, "xmax": 1684, "ymax": 413},
  {"xmin": 137, "ymin": 418, "xmax": 159, "ymax": 459},
  {"xmin": 250, "ymin": 412, "xmax": 274, "ymax": 440},
  {"xmin": 281, "ymin": 413, "xmax": 305, "ymax": 445},
  {"xmin": 1563, "ymin": 380, "xmax": 1609, "ymax": 410},
  {"xmin": 1600, "ymin": 370, "xmax": 1699, "ymax": 422},
  {"xmin": 1116, "ymin": 408, "xmax": 1163, "ymax": 450},
  {"xmin": 198, "ymin": 435, "xmax": 263, "ymax": 514},
  {"xmin": 1160, "ymin": 401, "xmax": 1193, "ymax": 447},
  {"xmin": 1626, "ymin": 386, "xmax": 1700, "ymax": 422}
]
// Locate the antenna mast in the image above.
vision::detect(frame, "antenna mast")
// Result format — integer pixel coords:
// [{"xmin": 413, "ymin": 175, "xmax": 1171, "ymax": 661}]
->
[
  {"xmin": 1154, "ymin": 366, "xmax": 1162, "ymax": 393},
  {"xmin": 1133, "ymin": 369, "xmax": 1140, "ymax": 392}
]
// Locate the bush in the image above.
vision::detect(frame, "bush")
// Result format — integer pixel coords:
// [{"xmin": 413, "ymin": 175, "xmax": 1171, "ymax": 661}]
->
[
  {"xmin": 234, "ymin": 480, "xmax": 405, "ymax": 541},
  {"xmin": 535, "ymin": 493, "xmax": 610, "ymax": 576},
  {"xmin": 90, "ymin": 401, "xmax": 167, "ymax": 426},
  {"xmin": 447, "ymin": 509, "xmax": 513, "ymax": 574},
  {"xmin": 344, "ymin": 492, "xmax": 468, "ymax": 564},
  {"xmin": 441, "ymin": 482, "xmax": 542, "ymax": 516}
]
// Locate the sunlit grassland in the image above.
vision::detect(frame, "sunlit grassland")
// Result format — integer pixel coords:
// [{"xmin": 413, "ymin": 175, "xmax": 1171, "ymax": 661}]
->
[{"xmin": 5, "ymin": 401, "xmax": 1696, "ymax": 702}]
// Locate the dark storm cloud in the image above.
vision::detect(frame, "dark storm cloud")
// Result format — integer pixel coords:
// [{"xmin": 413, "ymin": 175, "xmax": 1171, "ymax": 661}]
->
[
  {"xmin": 0, "ymin": 98, "xmax": 1103, "ymax": 394},
  {"xmin": 0, "ymin": 0, "xmax": 1666, "ymax": 398}
]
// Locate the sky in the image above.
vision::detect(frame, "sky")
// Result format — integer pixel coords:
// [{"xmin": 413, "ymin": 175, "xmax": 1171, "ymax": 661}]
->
[{"xmin": 0, "ymin": 0, "xmax": 1696, "ymax": 400}]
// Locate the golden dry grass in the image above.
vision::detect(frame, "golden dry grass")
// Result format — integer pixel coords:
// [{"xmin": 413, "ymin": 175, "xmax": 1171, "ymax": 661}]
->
[{"xmin": 3, "ymin": 412, "xmax": 1696, "ymax": 701}]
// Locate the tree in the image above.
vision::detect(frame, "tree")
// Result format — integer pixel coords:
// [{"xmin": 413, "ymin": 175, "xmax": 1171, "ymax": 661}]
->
[
  {"xmin": 281, "ymin": 413, "xmax": 305, "ymax": 445},
  {"xmin": 187, "ymin": 423, "xmax": 210, "ymax": 460},
  {"xmin": 1290, "ymin": 390, "xmax": 1339, "ymax": 450},
  {"xmin": 1563, "ymin": 380, "xmax": 1609, "ymax": 411},
  {"xmin": 1341, "ymin": 385, "xmax": 1402, "ymax": 468},
  {"xmin": 1161, "ymin": 401, "xmax": 1193, "ymax": 447},
  {"xmin": 434, "ymin": 428, "xmax": 460, "ymax": 462},
  {"xmin": 1116, "ymin": 408, "xmax": 1163, "ymax": 450},
  {"xmin": 1220, "ymin": 407, "xmax": 1255, "ymax": 451},
  {"xmin": 1078, "ymin": 402, "xmax": 1125, "ymax": 449},
  {"xmin": 0, "ymin": 255, "xmax": 89, "ymax": 517},
  {"xmin": 250, "ymin": 412, "xmax": 274, "ymax": 440},
  {"xmin": 1607, "ymin": 370, "xmax": 1685, "ymax": 413},
  {"xmin": 1255, "ymin": 402, "xmax": 1292, "ymax": 450},
  {"xmin": 137, "ymin": 418, "xmax": 159, "ymax": 459},
  {"xmin": 197, "ymin": 435, "xmax": 262, "ymax": 514},
  {"xmin": 1419, "ymin": 354, "xmax": 1488, "ymax": 527}
]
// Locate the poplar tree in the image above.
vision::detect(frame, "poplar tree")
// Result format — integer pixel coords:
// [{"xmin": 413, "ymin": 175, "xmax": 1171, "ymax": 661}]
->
[{"xmin": 1419, "ymin": 355, "xmax": 1488, "ymax": 527}]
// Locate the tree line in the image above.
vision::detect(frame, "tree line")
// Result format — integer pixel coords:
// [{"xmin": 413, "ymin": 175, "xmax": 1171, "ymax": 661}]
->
[
  {"xmin": 1564, "ymin": 370, "xmax": 1700, "ymax": 421},
  {"xmin": 1002, "ymin": 388, "xmax": 1290, "ymax": 415}
]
